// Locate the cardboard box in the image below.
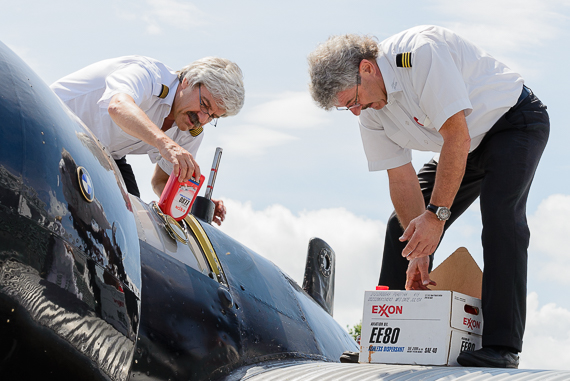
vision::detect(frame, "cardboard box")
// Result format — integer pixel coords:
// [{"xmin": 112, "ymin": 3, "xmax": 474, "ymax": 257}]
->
[
  {"xmin": 430, "ymin": 247, "xmax": 483, "ymax": 299},
  {"xmin": 359, "ymin": 290, "xmax": 483, "ymax": 366}
]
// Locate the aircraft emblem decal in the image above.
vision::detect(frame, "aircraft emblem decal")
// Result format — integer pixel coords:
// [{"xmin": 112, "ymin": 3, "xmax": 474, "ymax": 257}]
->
[{"xmin": 77, "ymin": 166, "xmax": 94, "ymax": 202}]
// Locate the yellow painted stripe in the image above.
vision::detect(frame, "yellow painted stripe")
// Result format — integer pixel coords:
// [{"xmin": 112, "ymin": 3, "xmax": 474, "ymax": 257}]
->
[{"xmin": 184, "ymin": 214, "xmax": 226, "ymax": 283}]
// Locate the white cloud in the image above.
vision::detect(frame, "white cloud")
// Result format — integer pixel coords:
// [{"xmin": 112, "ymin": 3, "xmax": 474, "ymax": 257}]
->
[
  {"xmin": 245, "ymin": 92, "xmax": 331, "ymax": 129},
  {"xmin": 116, "ymin": 0, "xmax": 207, "ymax": 35},
  {"xmin": 435, "ymin": 0, "xmax": 570, "ymax": 53},
  {"xmin": 201, "ymin": 91, "xmax": 331, "ymax": 158},
  {"xmin": 146, "ymin": 0, "xmax": 207, "ymax": 33},
  {"xmin": 520, "ymin": 292, "xmax": 570, "ymax": 369},
  {"xmin": 215, "ymin": 124, "xmax": 298, "ymax": 157},
  {"xmin": 218, "ymin": 198, "xmax": 385, "ymax": 329},
  {"xmin": 528, "ymin": 194, "xmax": 570, "ymax": 285}
]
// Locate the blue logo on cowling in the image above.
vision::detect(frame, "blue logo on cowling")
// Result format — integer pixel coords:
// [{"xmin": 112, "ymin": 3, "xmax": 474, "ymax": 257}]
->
[{"xmin": 77, "ymin": 166, "xmax": 94, "ymax": 202}]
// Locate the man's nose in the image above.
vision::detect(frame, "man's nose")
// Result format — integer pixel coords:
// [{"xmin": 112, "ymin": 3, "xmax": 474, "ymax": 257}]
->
[
  {"xmin": 198, "ymin": 110, "xmax": 211, "ymax": 124},
  {"xmin": 350, "ymin": 106, "xmax": 362, "ymax": 116}
]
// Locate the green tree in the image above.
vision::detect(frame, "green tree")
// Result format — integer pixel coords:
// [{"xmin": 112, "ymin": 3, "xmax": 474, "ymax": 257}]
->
[{"xmin": 347, "ymin": 320, "xmax": 361, "ymax": 341}]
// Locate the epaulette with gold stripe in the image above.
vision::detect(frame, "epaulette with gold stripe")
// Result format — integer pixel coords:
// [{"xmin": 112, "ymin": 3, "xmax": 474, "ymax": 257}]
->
[
  {"xmin": 190, "ymin": 126, "xmax": 203, "ymax": 137},
  {"xmin": 396, "ymin": 52, "xmax": 412, "ymax": 68},
  {"xmin": 158, "ymin": 84, "xmax": 169, "ymax": 98}
]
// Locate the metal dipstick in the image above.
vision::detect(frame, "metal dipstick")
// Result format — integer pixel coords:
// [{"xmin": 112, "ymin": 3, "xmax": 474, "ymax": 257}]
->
[{"xmin": 204, "ymin": 147, "xmax": 223, "ymax": 200}]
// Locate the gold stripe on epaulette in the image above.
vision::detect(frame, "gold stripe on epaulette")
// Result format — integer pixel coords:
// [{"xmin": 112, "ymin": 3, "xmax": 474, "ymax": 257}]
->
[
  {"xmin": 158, "ymin": 84, "xmax": 169, "ymax": 98},
  {"xmin": 396, "ymin": 52, "xmax": 413, "ymax": 68},
  {"xmin": 190, "ymin": 126, "xmax": 203, "ymax": 137}
]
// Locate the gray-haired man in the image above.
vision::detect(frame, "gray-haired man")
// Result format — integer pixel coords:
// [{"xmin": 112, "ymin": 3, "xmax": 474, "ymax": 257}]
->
[
  {"xmin": 52, "ymin": 56, "xmax": 245, "ymax": 225},
  {"xmin": 308, "ymin": 25, "xmax": 549, "ymax": 367}
]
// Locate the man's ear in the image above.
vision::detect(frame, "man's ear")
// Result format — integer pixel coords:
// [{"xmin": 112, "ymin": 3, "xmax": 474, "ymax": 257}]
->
[
  {"xmin": 359, "ymin": 59, "xmax": 376, "ymax": 76},
  {"xmin": 180, "ymin": 77, "xmax": 190, "ymax": 89}
]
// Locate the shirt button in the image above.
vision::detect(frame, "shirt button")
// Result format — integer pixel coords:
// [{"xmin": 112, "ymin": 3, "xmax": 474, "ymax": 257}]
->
[
  {"xmin": 424, "ymin": 140, "xmax": 428, "ymax": 144},
  {"xmin": 405, "ymin": 121, "xmax": 409, "ymax": 125}
]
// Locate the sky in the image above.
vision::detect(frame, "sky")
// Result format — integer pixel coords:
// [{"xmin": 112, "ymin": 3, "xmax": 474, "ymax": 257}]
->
[{"xmin": 2, "ymin": 0, "xmax": 570, "ymax": 370}]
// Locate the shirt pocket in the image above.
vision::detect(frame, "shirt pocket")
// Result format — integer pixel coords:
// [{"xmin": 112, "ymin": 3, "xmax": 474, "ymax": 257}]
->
[{"xmin": 387, "ymin": 130, "xmax": 411, "ymax": 147}]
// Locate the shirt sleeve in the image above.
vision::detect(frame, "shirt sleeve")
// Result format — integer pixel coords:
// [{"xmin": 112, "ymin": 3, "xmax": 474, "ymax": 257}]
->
[
  {"xmin": 411, "ymin": 41, "xmax": 473, "ymax": 130},
  {"xmin": 97, "ymin": 64, "xmax": 156, "ymax": 108},
  {"xmin": 359, "ymin": 111, "xmax": 412, "ymax": 171}
]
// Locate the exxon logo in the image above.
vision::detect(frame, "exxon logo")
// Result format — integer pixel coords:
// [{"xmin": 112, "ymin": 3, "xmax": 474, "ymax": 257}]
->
[
  {"xmin": 463, "ymin": 317, "xmax": 481, "ymax": 330},
  {"xmin": 371, "ymin": 304, "xmax": 403, "ymax": 317}
]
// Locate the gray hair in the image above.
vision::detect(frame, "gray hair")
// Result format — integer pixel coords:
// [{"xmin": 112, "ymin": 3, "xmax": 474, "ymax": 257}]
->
[
  {"xmin": 178, "ymin": 57, "xmax": 245, "ymax": 117},
  {"xmin": 307, "ymin": 34, "xmax": 379, "ymax": 110}
]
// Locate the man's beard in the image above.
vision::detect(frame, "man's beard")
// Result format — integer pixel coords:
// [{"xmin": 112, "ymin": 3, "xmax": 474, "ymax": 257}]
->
[{"xmin": 187, "ymin": 111, "xmax": 202, "ymax": 128}]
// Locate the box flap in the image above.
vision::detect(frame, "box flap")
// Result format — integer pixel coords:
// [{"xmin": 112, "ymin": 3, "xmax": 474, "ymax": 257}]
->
[{"xmin": 429, "ymin": 247, "xmax": 482, "ymax": 299}]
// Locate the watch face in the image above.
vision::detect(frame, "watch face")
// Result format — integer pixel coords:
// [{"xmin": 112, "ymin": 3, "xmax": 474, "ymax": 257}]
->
[{"xmin": 437, "ymin": 207, "xmax": 451, "ymax": 221}]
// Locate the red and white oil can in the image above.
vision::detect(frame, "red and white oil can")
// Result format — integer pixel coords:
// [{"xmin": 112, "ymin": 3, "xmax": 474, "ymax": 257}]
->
[{"xmin": 158, "ymin": 172, "xmax": 205, "ymax": 221}]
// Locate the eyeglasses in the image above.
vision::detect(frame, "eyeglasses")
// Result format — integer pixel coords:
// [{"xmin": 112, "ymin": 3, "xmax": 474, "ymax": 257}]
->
[
  {"xmin": 199, "ymin": 84, "xmax": 219, "ymax": 127},
  {"xmin": 336, "ymin": 74, "xmax": 361, "ymax": 111}
]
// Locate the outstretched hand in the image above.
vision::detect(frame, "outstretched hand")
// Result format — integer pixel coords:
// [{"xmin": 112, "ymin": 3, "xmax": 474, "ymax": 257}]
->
[
  {"xmin": 400, "ymin": 211, "xmax": 444, "ymax": 260},
  {"xmin": 405, "ymin": 256, "xmax": 437, "ymax": 290}
]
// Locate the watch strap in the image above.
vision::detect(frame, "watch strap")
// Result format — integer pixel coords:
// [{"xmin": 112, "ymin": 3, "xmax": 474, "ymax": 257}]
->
[{"xmin": 426, "ymin": 204, "xmax": 438, "ymax": 214}]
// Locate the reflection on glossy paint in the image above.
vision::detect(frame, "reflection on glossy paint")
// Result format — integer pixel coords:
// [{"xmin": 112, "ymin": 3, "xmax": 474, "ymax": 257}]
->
[{"xmin": 0, "ymin": 260, "xmax": 134, "ymax": 381}]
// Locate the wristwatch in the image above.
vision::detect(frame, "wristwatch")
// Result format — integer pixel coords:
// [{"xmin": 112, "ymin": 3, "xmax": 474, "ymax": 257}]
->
[{"xmin": 426, "ymin": 204, "xmax": 451, "ymax": 221}]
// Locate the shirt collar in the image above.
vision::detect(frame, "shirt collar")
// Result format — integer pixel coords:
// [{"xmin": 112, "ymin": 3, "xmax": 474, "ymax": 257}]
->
[
  {"xmin": 376, "ymin": 54, "xmax": 402, "ymax": 99},
  {"xmin": 152, "ymin": 69, "xmax": 180, "ymax": 105}
]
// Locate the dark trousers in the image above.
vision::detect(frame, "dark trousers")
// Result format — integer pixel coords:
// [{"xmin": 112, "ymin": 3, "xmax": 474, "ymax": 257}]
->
[
  {"xmin": 114, "ymin": 156, "xmax": 141, "ymax": 198},
  {"xmin": 378, "ymin": 87, "xmax": 550, "ymax": 352}
]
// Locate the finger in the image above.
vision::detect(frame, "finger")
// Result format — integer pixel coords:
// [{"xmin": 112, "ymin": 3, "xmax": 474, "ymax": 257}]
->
[
  {"xmin": 402, "ymin": 238, "xmax": 420, "ymax": 258},
  {"xmin": 215, "ymin": 210, "xmax": 226, "ymax": 222},
  {"xmin": 419, "ymin": 263, "xmax": 432, "ymax": 287},
  {"xmin": 407, "ymin": 243, "xmax": 430, "ymax": 260},
  {"xmin": 405, "ymin": 275, "xmax": 413, "ymax": 290},
  {"xmin": 405, "ymin": 264, "xmax": 418, "ymax": 290},
  {"xmin": 399, "ymin": 222, "xmax": 415, "ymax": 242},
  {"xmin": 191, "ymin": 158, "xmax": 200, "ymax": 181},
  {"xmin": 182, "ymin": 157, "xmax": 197, "ymax": 182},
  {"xmin": 176, "ymin": 156, "xmax": 188, "ymax": 182},
  {"xmin": 409, "ymin": 280, "xmax": 428, "ymax": 290},
  {"xmin": 172, "ymin": 160, "xmax": 180, "ymax": 180},
  {"xmin": 418, "ymin": 262, "xmax": 436, "ymax": 287}
]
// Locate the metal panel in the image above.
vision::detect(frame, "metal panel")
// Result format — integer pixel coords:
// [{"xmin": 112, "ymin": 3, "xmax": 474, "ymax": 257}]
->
[{"xmin": 225, "ymin": 360, "xmax": 570, "ymax": 381}]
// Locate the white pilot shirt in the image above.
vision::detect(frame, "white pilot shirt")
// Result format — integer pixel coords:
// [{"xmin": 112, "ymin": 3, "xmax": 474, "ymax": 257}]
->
[
  {"xmin": 359, "ymin": 25, "xmax": 524, "ymax": 171},
  {"xmin": 50, "ymin": 56, "xmax": 203, "ymax": 176}
]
